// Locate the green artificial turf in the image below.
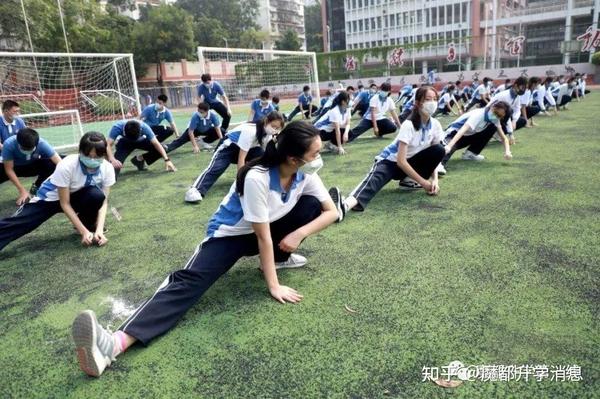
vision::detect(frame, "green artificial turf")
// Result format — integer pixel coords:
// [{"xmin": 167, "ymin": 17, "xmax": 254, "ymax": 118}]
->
[{"xmin": 0, "ymin": 95, "xmax": 599, "ymax": 398}]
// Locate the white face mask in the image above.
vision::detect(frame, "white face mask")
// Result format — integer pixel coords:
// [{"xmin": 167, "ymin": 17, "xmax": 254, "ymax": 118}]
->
[
  {"xmin": 265, "ymin": 125, "xmax": 280, "ymax": 137},
  {"xmin": 422, "ymin": 101, "xmax": 437, "ymax": 115},
  {"xmin": 299, "ymin": 155, "xmax": 323, "ymax": 175}
]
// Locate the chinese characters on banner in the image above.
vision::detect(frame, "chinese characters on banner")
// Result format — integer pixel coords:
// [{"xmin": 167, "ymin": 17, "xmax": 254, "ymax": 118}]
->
[
  {"xmin": 447, "ymin": 43, "xmax": 456, "ymax": 62},
  {"xmin": 504, "ymin": 36, "xmax": 526, "ymax": 56},
  {"xmin": 344, "ymin": 55, "xmax": 357, "ymax": 71},
  {"xmin": 388, "ymin": 48, "xmax": 405, "ymax": 67},
  {"xmin": 576, "ymin": 26, "xmax": 600, "ymax": 52}
]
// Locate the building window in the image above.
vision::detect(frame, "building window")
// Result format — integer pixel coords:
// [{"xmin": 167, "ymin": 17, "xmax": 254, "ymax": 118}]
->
[
  {"xmin": 390, "ymin": 15, "xmax": 395, "ymax": 27},
  {"xmin": 426, "ymin": 9, "xmax": 430, "ymax": 27},
  {"xmin": 447, "ymin": 5, "xmax": 452, "ymax": 24},
  {"xmin": 432, "ymin": 7, "xmax": 437, "ymax": 27},
  {"xmin": 462, "ymin": 2, "xmax": 468, "ymax": 23},
  {"xmin": 377, "ymin": 40, "xmax": 382, "ymax": 46},
  {"xmin": 366, "ymin": 19, "xmax": 370, "ymax": 30},
  {"xmin": 352, "ymin": 20, "xmax": 357, "ymax": 31},
  {"xmin": 347, "ymin": 22, "xmax": 351, "ymax": 33},
  {"xmin": 454, "ymin": 3, "xmax": 461, "ymax": 24},
  {"xmin": 417, "ymin": 9, "xmax": 422, "ymax": 23},
  {"xmin": 377, "ymin": 16, "xmax": 382, "ymax": 29},
  {"xmin": 439, "ymin": 6, "xmax": 445, "ymax": 25},
  {"xmin": 358, "ymin": 0, "xmax": 362, "ymax": 7},
  {"xmin": 359, "ymin": 19, "xmax": 363, "ymax": 31}
]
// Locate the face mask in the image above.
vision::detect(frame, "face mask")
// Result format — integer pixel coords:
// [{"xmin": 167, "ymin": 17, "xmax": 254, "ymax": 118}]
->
[
  {"xmin": 265, "ymin": 125, "xmax": 280, "ymax": 137},
  {"xmin": 80, "ymin": 155, "xmax": 103, "ymax": 169},
  {"xmin": 298, "ymin": 155, "xmax": 323, "ymax": 175},
  {"xmin": 155, "ymin": 104, "xmax": 164, "ymax": 111},
  {"xmin": 304, "ymin": 91, "xmax": 310, "ymax": 96},
  {"xmin": 379, "ymin": 91, "xmax": 389, "ymax": 100},
  {"xmin": 260, "ymin": 101, "xmax": 269, "ymax": 107},
  {"xmin": 369, "ymin": 89, "xmax": 377, "ymax": 95},
  {"xmin": 204, "ymin": 82, "xmax": 211, "ymax": 88},
  {"xmin": 487, "ymin": 110, "xmax": 499, "ymax": 124},
  {"xmin": 18, "ymin": 145, "xmax": 35, "ymax": 156},
  {"xmin": 422, "ymin": 100, "xmax": 437, "ymax": 115}
]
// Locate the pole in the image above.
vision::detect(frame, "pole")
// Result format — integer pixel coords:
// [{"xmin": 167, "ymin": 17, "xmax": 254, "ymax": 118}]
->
[
  {"xmin": 57, "ymin": 0, "xmax": 77, "ymax": 101},
  {"xmin": 491, "ymin": 0, "xmax": 497, "ymax": 69},
  {"xmin": 483, "ymin": 9, "xmax": 489, "ymax": 69},
  {"xmin": 19, "ymin": 0, "xmax": 43, "ymax": 98},
  {"xmin": 113, "ymin": 60, "xmax": 125, "ymax": 119},
  {"xmin": 128, "ymin": 55, "xmax": 142, "ymax": 116}
]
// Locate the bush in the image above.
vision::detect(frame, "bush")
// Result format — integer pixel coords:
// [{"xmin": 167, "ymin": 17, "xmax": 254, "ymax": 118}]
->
[
  {"xmin": 592, "ymin": 51, "xmax": 600, "ymax": 66},
  {"xmin": 18, "ymin": 100, "xmax": 46, "ymax": 115},
  {"xmin": 91, "ymin": 95, "xmax": 124, "ymax": 117}
]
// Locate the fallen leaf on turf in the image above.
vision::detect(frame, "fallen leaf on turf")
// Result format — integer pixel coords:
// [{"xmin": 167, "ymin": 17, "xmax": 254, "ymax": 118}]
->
[
  {"xmin": 344, "ymin": 304, "xmax": 358, "ymax": 313},
  {"xmin": 111, "ymin": 207, "xmax": 122, "ymax": 221},
  {"xmin": 433, "ymin": 379, "xmax": 463, "ymax": 388}
]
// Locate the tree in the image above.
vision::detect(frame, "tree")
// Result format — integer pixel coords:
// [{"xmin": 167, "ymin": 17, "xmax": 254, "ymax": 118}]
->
[
  {"xmin": 239, "ymin": 29, "xmax": 269, "ymax": 49},
  {"xmin": 275, "ymin": 30, "xmax": 302, "ymax": 51},
  {"xmin": 131, "ymin": 4, "xmax": 195, "ymax": 86},
  {"xmin": 305, "ymin": 1, "xmax": 323, "ymax": 53},
  {"xmin": 176, "ymin": 0, "xmax": 260, "ymax": 48}
]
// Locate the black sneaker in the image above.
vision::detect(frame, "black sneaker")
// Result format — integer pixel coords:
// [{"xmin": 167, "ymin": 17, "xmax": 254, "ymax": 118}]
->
[
  {"xmin": 328, "ymin": 186, "xmax": 346, "ymax": 223},
  {"xmin": 399, "ymin": 179, "xmax": 422, "ymax": 191},
  {"xmin": 131, "ymin": 156, "xmax": 147, "ymax": 171},
  {"xmin": 29, "ymin": 183, "xmax": 39, "ymax": 196}
]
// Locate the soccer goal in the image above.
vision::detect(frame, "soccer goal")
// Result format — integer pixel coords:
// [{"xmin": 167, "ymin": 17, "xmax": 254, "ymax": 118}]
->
[
  {"xmin": 197, "ymin": 47, "xmax": 320, "ymax": 105},
  {"xmin": 0, "ymin": 52, "xmax": 141, "ymax": 148}
]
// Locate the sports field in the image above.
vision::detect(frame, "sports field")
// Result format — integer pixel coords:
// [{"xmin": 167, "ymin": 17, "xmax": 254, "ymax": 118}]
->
[{"xmin": 0, "ymin": 95, "xmax": 598, "ymax": 398}]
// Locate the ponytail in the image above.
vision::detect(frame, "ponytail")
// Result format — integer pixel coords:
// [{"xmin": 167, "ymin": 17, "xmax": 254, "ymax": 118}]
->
[
  {"xmin": 255, "ymin": 110, "xmax": 285, "ymax": 146},
  {"xmin": 237, "ymin": 121, "xmax": 319, "ymax": 195}
]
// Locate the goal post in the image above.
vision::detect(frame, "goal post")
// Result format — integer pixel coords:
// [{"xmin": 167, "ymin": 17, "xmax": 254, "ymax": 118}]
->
[
  {"xmin": 197, "ymin": 47, "xmax": 320, "ymax": 105},
  {"xmin": 0, "ymin": 52, "xmax": 141, "ymax": 148},
  {"xmin": 20, "ymin": 110, "xmax": 83, "ymax": 150}
]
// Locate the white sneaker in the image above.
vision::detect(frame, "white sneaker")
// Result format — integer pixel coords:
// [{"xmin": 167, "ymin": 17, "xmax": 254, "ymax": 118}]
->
[
  {"xmin": 436, "ymin": 163, "xmax": 447, "ymax": 176},
  {"xmin": 185, "ymin": 187, "xmax": 203, "ymax": 203},
  {"xmin": 72, "ymin": 310, "xmax": 115, "ymax": 377},
  {"xmin": 324, "ymin": 142, "xmax": 338, "ymax": 153},
  {"xmin": 195, "ymin": 137, "xmax": 213, "ymax": 151},
  {"xmin": 461, "ymin": 150, "xmax": 485, "ymax": 161},
  {"xmin": 275, "ymin": 253, "xmax": 307, "ymax": 269}
]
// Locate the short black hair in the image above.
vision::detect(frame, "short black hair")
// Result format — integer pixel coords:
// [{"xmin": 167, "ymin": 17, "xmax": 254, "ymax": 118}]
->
[
  {"xmin": 448, "ymin": 84, "xmax": 456, "ymax": 91},
  {"xmin": 303, "ymin": 85, "xmax": 310, "ymax": 92},
  {"xmin": 79, "ymin": 131, "xmax": 107, "ymax": 157},
  {"xmin": 324, "ymin": 90, "xmax": 332, "ymax": 96},
  {"xmin": 16, "ymin": 128, "xmax": 39, "ymax": 150},
  {"xmin": 197, "ymin": 102, "xmax": 210, "ymax": 112},
  {"xmin": 201, "ymin": 74, "xmax": 212, "ymax": 83},
  {"xmin": 380, "ymin": 82, "xmax": 391, "ymax": 92},
  {"xmin": 124, "ymin": 120, "xmax": 141, "ymax": 139},
  {"xmin": 514, "ymin": 76, "xmax": 528, "ymax": 87},
  {"xmin": 357, "ymin": 84, "xmax": 364, "ymax": 90},
  {"xmin": 455, "ymin": 80, "xmax": 461, "ymax": 85},
  {"xmin": 2, "ymin": 100, "xmax": 19, "ymax": 112},
  {"xmin": 483, "ymin": 77, "xmax": 491, "ymax": 84},
  {"xmin": 505, "ymin": 79, "xmax": 511, "ymax": 84},
  {"xmin": 272, "ymin": 95, "xmax": 280, "ymax": 104},
  {"xmin": 346, "ymin": 85, "xmax": 355, "ymax": 91},
  {"xmin": 157, "ymin": 94, "xmax": 168, "ymax": 103},
  {"xmin": 370, "ymin": 83, "xmax": 377, "ymax": 88},
  {"xmin": 259, "ymin": 89, "xmax": 270, "ymax": 99}
]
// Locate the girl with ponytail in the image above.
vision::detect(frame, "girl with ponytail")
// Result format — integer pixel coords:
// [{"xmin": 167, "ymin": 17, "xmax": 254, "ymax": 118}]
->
[
  {"xmin": 184, "ymin": 111, "xmax": 285, "ymax": 203},
  {"xmin": 71, "ymin": 121, "xmax": 339, "ymax": 377}
]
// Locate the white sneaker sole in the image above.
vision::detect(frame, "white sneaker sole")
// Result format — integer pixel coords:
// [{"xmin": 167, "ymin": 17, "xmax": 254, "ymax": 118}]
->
[
  {"xmin": 72, "ymin": 310, "xmax": 109, "ymax": 377},
  {"xmin": 275, "ymin": 262, "xmax": 307, "ymax": 270}
]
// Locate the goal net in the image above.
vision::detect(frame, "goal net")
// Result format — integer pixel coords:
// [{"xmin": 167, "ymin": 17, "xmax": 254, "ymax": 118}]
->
[
  {"xmin": 197, "ymin": 47, "xmax": 320, "ymax": 106},
  {"xmin": 0, "ymin": 52, "xmax": 141, "ymax": 149}
]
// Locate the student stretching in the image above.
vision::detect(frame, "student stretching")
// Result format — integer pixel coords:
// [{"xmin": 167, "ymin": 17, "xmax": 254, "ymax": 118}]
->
[
  {"xmin": 184, "ymin": 111, "xmax": 285, "ymax": 203},
  {"xmin": 71, "ymin": 121, "xmax": 339, "ymax": 377},
  {"xmin": 0, "ymin": 132, "xmax": 115, "ymax": 251},
  {"xmin": 328, "ymin": 86, "xmax": 445, "ymax": 220},
  {"xmin": 439, "ymin": 101, "xmax": 512, "ymax": 175},
  {"xmin": 314, "ymin": 91, "xmax": 351, "ymax": 155},
  {"xmin": 347, "ymin": 82, "xmax": 401, "ymax": 142},
  {"xmin": 0, "ymin": 128, "xmax": 61, "ymax": 205}
]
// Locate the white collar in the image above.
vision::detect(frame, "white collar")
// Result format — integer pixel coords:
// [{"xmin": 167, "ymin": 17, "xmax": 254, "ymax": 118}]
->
[{"xmin": 1, "ymin": 115, "xmax": 16, "ymax": 127}]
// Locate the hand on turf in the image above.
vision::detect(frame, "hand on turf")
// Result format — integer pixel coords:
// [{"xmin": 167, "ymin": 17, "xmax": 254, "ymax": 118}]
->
[
  {"xmin": 165, "ymin": 160, "xmax": 177, "ymax": 172},
  {"xmin": 421, "ymin": 180, "xmax": 433, "ymax": 193},
  {"xmin": 81, "ymin": 230, "xmax": 94, "ymax": 246},
  {"xmin": 270, "ymin": 285, "xmax": 304, "ymax": 304},
  {"xmin": 94, "ymin": 231, "xmax": 108, "ymax": 246},
  {"xmin": 337, "ymin": 146, "xmax": 346, "ymax": 155},
  {"xmin": 373, "ymin": 127, "xmax": 380, "ymax": 137},
  {"xmin": 16, "ymin": 190, "xmax": 30, "ymax": 206},
  {"xmin": 504, "ymin": 151, "xmax": 513, "ymax": 160},
  {"xmin": 427, "ymin": 181, "xmax": 440, "ymax": 196},
  {"xmin": 192, "ymin": 145, "xmax": 201, "ymax": 154},
  {"xmin": 509, "ymin": 136, "xmax": 516, "ymax": 145},
  {"xmin": 110, "ymin": 159, "xmax": 123, "ymax": 170},
  {"xmin": 279, "ymin": 230, "xmax": 304, "ymax": 253}
]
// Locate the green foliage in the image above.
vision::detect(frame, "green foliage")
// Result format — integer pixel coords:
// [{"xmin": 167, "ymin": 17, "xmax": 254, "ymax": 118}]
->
[
  {"xmin": 131, "ymin": 5, "xmax": 195, "ymax": 84},
  {"xmin": 18, "ymin": 100, "xmax": 46, "ymax": 114},
  {"xmin": 177, "ymin": 0, "xmax": 259, "ymax": 48},
  {"xmin": 305, "ymin": 1, "xmax": 323, "ymax": 53},
  {"xmin": 275, "ymin": 30, "xmax": 302, "ymax": 52},
  {"xmin": 90, "ymin": 96, "xmax": 123, "ymax": 117},
  {"xmin": 592, "ymin": 51, "xmax": 600, "ymax": 66}
]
